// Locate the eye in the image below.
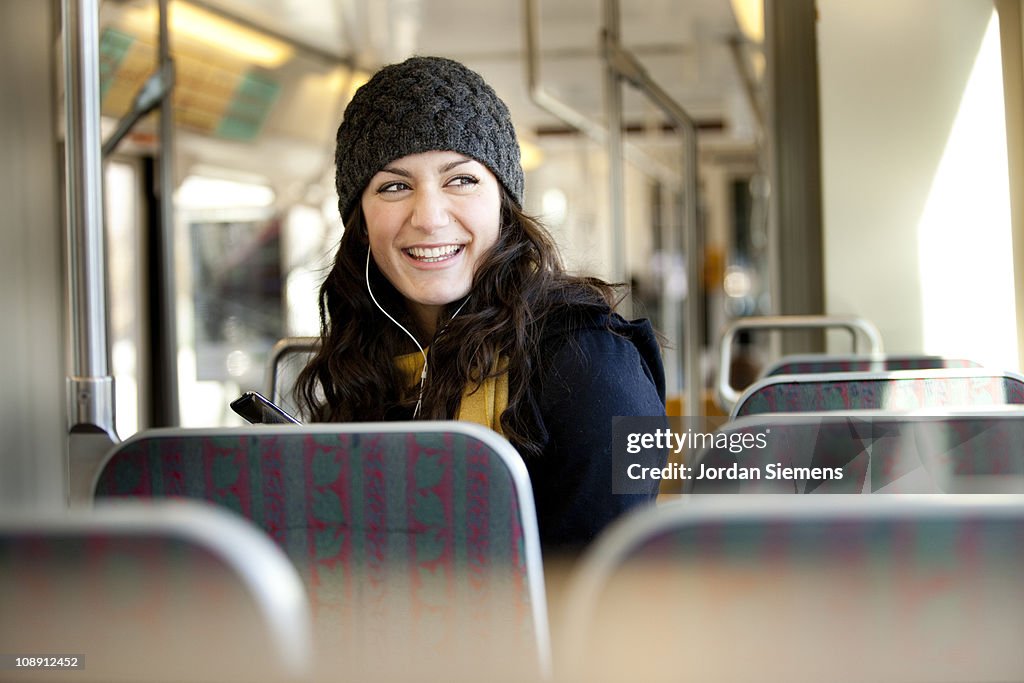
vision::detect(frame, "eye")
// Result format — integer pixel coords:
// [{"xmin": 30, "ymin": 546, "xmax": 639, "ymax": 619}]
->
[
  {"xmin": 377, "ymin": 181, "xmax": 411, "ymax": 194},
  {"xmin": 446, "ymin": 175, "xmax": 479, "ymax": 189}
]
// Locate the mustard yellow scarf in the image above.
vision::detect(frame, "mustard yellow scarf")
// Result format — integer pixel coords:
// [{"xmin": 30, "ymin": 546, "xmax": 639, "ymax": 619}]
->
[{"xmin": 395, "ymin": 350, "xmax": 508, "ymax": 435}]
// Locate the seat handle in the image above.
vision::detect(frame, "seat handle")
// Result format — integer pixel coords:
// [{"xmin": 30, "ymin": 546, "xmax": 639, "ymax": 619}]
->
[{"xmin": 716, "ymin": 315, "xmax": 884, "ymax": 412}]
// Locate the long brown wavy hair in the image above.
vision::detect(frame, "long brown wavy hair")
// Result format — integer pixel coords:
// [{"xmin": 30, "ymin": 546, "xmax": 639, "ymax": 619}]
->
[{"xmin": 295, "ymin": 189, "xmax": 618, "ymax": 457}]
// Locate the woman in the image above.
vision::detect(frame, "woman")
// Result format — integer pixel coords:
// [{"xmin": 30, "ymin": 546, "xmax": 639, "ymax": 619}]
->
[{"xmin": 297, "ymin": 56, "xmax": 666, "ymax": 553}]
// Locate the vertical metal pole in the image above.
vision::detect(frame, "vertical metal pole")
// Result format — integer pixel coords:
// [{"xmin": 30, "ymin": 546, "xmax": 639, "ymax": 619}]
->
[
  {"xmin": 681, "ymin": 120, "xmax": 702, "ymax": 417},
  {"xmin": 612, "ymin": 21, "xmax": 702, "ymax": 414},
  {"xmin": 602, "ymin": 0, "xmax": 628, "ymax": 288},
  {"xmin": 63, "ymin": 0, "xmax": 108, "ymax": 385},
  {"xmin": 599, "ymin": 2, "xmax": 704, "ymax": 415},
  {"xmin": 657, "ymin": 188, "xmax": 681, "ymax": 396},
  {"xmin": 153, "ymin": 0, "xmax": 181, "ymax": 425},
  {"xmin": 63, "ymin": 0, "xmax": 118, "ymax": 503}
]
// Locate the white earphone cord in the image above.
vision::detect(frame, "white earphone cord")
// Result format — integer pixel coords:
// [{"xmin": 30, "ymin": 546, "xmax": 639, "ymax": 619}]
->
[{"xmin": 364, "ymin": 247, "xmax": 470, "ymax": 418}]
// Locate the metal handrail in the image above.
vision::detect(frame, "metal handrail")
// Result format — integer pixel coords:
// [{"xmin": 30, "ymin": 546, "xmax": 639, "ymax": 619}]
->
[
  {"xmin": 600, "ymin": 0, "xmax": 703, "ymax": 417},
  {"xmin": 715, "ymin": 315, "xmax": 885, "ymax": 412},
  {"xmin": 522, "ymin": 0, "xmax": 690, "ymax": 400},
  {"xmin": 63, "ymin": 0, "xmax": 108, "ymax": 390},
  {"xmin": 266, "ymin": 336, "xmax": 319, "ymax": 403},
  {"xmin": 63, "ymin": 0, "xmax": 119, "ymax": 505},
  {"xmin": 152, "ymin": 0, "xmax": 180, "ymax": 426},
  {"xmin": 521, "ymin": 0, "xmax": 678, "ymax": 185}
]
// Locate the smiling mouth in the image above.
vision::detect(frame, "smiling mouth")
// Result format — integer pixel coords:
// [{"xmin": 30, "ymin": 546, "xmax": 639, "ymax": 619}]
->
[{"xmin": 403, "ymin": 245, "xmax": 464, "ymax": 263}]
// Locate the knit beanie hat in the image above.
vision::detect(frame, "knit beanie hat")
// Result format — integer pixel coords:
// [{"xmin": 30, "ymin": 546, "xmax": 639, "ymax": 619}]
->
[{"xmin": 334, "ymin": 56, "xmax": 524, "ymax": 220}]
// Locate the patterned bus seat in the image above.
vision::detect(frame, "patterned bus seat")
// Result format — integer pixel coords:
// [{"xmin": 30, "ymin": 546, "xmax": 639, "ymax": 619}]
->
[
  {"xmin": 684, "ymin": 409, "xmax": 1024, "ymax": 494},
  {"xmin": 561, "ymin": 497, "xmax": 1024, "ymax": 682},
  {"xmin": 93, "ymin": 421, "xmax": 551, "ymax": 680},
  {"xmin": 732, "ymin": 368, "xmax": 1024, "ymax": 419},
  {"xmin": 762, "ymin": 354, "xmax": 981, "ymax": 377},
  {"xmin": 0, "ymin": 500, "xmax": 311, "ymax": 682}
]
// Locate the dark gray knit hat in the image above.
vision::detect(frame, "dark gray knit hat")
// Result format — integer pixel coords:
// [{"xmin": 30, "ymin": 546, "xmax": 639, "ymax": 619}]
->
[{"xmin": 334, "ymin": 56, "xmax": 524, "ymax": 220}]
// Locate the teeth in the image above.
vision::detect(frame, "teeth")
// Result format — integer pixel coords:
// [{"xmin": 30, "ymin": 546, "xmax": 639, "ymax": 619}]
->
[{"xmin": 406, "ymin": 245, "xmax": 461, "ymax": 261}]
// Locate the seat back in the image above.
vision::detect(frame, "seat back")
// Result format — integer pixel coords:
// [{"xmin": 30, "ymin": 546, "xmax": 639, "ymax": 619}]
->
[
  {"xmin": 265, "ymin": 336, "xmax": 318, "ymax": 417},
  {"xmin": 715, "ymin": 315, "xmax": 885, "ymax": 412},
  {"xmin": 762, "ymin": 354, "xmax": 982, "ymax": 377},
  {"xmin": 684, "ymin": 409, "xmax": 1024, "ymax": 494},
  {"xmin": 0, "ymin": 500, "xmax": 311, "ymax": 683},
  {"xmin": 562, "ymin": 497, "xmax": 1024, "ymax": 682},
  {"xmin": 732, "ymin": 368, "xmax": 1024, "ymax": 419},
  {"xmin": 93, "ymin": 421, "xmax": 550, "ymax": 680}
]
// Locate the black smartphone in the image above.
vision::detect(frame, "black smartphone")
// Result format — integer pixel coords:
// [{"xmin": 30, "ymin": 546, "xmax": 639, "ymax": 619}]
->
[{"xmin": 230, "ymin": 391, "xmax": 301, "ymax": 424}]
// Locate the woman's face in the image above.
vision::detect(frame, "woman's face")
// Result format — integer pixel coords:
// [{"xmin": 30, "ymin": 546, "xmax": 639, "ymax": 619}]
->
[{"xmin": 361, "ymin": 150, "xmax": 502, "ymax": 335}]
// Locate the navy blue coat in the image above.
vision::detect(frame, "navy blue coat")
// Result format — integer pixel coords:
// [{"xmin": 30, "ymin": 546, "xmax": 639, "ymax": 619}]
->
[{"xmin": 518, "ymin": 310, "xmax": 667, "ymax": 554}]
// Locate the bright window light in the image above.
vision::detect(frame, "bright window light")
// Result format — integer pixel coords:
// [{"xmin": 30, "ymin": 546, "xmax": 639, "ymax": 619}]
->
[
  {"xmin": 917, "ymin": 9, "xmax": 1019, "ymax": 370},
  {"xmin": 175, "ymin": 175, "xmax": 275, "ymax": 210},
  {"xmin": 730, "ymin": 0, "xmax": 764, "ymax": 43}
]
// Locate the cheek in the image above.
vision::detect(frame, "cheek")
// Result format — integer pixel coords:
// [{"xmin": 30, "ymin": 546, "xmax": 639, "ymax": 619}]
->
[
  {"xmin": 470, "ymin": 203, "xmax": 502, "ymax": 252},
  {"xmin": 366, "ymin": 229, "xmax": 387, "ymax": 255},
  {"xmin": 478, "ymin": 225, "xmax": 499, "ymax": 255},
  {"xmin": 367, "ymin": 234, "xmax": 399, "ymax": 283},
  {"xmin": 364, "ymin": 226, "xmax": 400, "ymax": 284},
  {"xmin": 363, "ymin": 210, "xmax": 398, "ymax": 254}
]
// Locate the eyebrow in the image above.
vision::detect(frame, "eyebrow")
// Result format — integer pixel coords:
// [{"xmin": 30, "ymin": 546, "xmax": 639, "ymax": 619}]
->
[{"xmin": 379, "ymin": 156, "xmax": 474, "ymax": 177}]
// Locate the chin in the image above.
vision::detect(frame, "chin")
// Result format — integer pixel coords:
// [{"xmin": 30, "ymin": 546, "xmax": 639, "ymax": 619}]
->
[
  {"xmin": 416, "ymin": 296, "xmax": 467, "ymax": 308},
  {"xmin": 412, "ymin": 287, "xmax": 471, "ymax": 307}
]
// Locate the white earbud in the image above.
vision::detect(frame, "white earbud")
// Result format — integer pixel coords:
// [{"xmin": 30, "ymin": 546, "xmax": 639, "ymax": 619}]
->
[
  {"xmin": 366, "ymin": 247, "xmax": 428, "ymax": 417},
  {"xmin": 364, "ymin": 247, "xmax": 472, "ymax": 419}
]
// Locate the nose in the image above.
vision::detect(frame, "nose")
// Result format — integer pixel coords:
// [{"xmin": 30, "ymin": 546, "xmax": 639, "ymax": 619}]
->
[{"xmin": 410, "ymin": 187, "xmax": 450, "ymax": 233}]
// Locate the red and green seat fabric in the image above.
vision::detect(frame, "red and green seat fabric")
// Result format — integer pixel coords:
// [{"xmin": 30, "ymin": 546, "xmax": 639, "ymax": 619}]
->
[{"xmin": 93, "ymin": 421, "xmax": 551, "ymax": 680}]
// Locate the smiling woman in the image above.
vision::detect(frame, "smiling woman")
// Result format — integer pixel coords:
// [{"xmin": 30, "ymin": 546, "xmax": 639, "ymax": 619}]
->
[
  {"xmin": 295, "ymin": 56, "xmax": 668, "ymax": 554},
  {"xmin": 362, "ymin": 151, "xmax": 502, "ymax": 338}
]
